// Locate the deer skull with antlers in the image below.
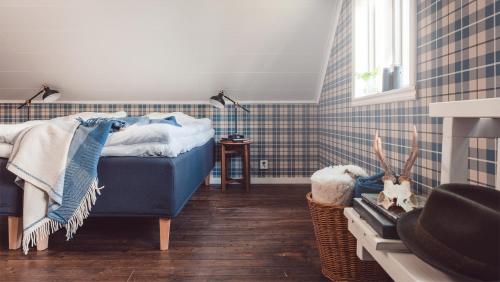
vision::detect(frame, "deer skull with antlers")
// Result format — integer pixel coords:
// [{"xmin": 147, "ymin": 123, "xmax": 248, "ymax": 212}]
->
[{"xmin": 374, "ymin": 126, "xmax": 421, "ymax": 212}]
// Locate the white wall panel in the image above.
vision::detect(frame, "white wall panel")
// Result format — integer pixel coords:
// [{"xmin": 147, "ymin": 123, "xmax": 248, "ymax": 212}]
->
[{"xmin": 0, "ymin": 0, "xmax": 341, "ymax": 102}]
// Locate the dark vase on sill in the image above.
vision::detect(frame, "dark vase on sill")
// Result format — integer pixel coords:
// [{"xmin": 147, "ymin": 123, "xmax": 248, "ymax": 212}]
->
[{"xmin": 392, "ymin": 65, "xmax": 401, "ymax": 90}]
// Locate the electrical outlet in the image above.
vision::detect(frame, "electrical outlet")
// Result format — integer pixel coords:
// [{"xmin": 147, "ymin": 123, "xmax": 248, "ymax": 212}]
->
[{"xmin": 259, "ymin": 160, "xmax": 269, "ymax": 170}]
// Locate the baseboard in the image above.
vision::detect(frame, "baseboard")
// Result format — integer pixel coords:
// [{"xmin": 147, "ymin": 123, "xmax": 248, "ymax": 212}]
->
[{"xmin": 209, "ymin": 177, "xmax": 311, "ymax": 185}]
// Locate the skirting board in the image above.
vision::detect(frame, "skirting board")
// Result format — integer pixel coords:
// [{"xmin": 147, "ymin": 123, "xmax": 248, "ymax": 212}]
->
[{"xmin": 209, "ymin": 177, "xmax": 311, "ymax": 185}]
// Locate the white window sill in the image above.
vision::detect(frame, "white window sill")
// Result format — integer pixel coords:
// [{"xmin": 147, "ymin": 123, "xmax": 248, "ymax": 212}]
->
[{"xmin": 351, "ymin": 86, "xmax": 416, "ymax": 107}]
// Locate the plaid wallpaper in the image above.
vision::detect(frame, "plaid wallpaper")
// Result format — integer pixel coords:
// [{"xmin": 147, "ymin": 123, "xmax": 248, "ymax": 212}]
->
[
  {"xmin": 319, "ymin": 0, "xmax": 500, "ymax": 195},
  {"xmin": 0, "ymin": 103, "xmax": 318, "ymax": 179}
]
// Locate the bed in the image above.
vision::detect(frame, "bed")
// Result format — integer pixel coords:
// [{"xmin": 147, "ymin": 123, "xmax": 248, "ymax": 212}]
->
[{"xmin": 0, "ymin": 138, "xmax": 215, "ymax": 251}]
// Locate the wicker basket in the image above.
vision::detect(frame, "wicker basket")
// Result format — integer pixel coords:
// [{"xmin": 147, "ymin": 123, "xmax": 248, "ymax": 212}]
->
[{"xmin": 307, "ymin": 192, "xmax": 390, "ymax": 281}]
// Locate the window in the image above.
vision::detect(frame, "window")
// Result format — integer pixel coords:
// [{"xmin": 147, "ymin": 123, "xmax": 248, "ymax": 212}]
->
[{"xmin": 352, "ymin": 0, "xmax": 416, "ymax": 106}]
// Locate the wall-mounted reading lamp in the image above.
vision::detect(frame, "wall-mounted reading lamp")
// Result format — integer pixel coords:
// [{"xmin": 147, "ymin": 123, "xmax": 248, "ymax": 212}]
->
[
  {"xmin": 18, "ymin": 85, "xmax": 61, "ymax": 120},
  {"xmin": 209, "ymin": 90, "xmax": 250, "ymax": 140}
]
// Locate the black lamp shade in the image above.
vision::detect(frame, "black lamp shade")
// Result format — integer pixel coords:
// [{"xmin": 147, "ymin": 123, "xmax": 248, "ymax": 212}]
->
[
  {"xmin": 208, "ymin": 90, "xmax": 250, "ymax": 140},
  {"xmin": 209, "ymin": 93, "xmax": 225, "ymax": 109},
  {"xmin": 42, "ymin": 87, "xmax": 61, "ymax": 102}
]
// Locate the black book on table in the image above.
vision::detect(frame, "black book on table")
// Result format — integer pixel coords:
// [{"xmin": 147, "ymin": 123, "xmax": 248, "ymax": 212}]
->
[
  {"xmin": 361, "ymin": 193, "xmax": 406, "ymax": 222},
  {"xmin": 352, "ymin": 197, "xmax": 399, "ymax": 240}
]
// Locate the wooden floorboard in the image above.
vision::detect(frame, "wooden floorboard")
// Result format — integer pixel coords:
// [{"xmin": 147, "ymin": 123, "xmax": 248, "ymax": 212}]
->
[{"xmin": 0, "ymin": 184, "xmax": 327, "ymax": 282}]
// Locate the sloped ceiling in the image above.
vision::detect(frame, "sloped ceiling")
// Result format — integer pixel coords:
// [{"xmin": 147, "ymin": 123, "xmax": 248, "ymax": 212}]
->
[{"xmin": 0, "ymin": 0, "xmax": 341, "ymax": 103}]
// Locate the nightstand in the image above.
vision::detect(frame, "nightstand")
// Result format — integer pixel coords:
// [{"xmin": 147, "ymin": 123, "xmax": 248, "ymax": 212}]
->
[{"xmin": 220, "ymin": 140, "xmax": 252, "ymax": 192}]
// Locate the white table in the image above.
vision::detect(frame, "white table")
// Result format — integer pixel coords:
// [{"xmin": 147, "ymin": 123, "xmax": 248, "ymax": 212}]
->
[{"xmin": 344, "ymin": 208, "xmax": 461, "ymax": 282}]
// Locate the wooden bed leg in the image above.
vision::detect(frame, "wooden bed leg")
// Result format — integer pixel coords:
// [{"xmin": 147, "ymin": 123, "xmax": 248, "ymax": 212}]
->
[
  {"xmin": 159, "ymin": 218, "xmax": 171, "ymax": 251},
  {"xmin": 8, "ymin": 216, "xmax": 22, "ymax": 250},
  {"xmin": 37, "ymin": 236, "xmax": 49, "ymax": 251},
  {"xmin": 204, "ymin": 174, "xmax": 211, "ymax": 189}
]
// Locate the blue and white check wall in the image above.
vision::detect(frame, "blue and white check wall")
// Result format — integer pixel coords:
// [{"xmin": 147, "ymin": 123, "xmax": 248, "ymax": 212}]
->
[{"xmin": 319, "ymin": 0, "xmax": 500, "ymax": 195}]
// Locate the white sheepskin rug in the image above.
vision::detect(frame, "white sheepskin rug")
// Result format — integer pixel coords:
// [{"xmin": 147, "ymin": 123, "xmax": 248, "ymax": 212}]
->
[{"xmin": 310, "ymin": 165, "xmax": 368, "ymax": 206}]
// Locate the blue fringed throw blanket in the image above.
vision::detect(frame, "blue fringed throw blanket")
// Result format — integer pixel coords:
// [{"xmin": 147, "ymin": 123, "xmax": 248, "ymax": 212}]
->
[
  {"xmin": 353, "ymin": 172, "xmax": 385, "ymax": 198},
  {"xmin": 7, "ymin": 117, "xmax": 124, "ymax": 253}
]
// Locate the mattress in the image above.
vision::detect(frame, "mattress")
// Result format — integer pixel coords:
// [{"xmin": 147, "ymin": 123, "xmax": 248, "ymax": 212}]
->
[{"xmin": 0, "ymin": 138, "xmax": 215, "ymax": 217}]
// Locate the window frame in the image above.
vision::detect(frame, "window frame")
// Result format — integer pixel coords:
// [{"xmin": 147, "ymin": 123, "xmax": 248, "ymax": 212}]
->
[{"xmin": 351, "ymin": 0, "xmax": 417, "ymax": 107}]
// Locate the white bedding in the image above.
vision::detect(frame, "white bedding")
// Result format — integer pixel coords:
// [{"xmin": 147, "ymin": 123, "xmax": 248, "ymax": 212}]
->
[
  {"xmin": 0, "ymin": 112, "xmax": 127, "ymax": 145},
  {"xmin": 0, "ymin": 143, "xmax": 12, "ymax": 158},
  {"xmin": 67, "ymin": 111, "xmax": 127, "ymax": 121},
  {"xmin": 101, "ymin": 128, "xmax": 214, "ymax": 157},
  {"xmin": 0, "ymin": 120, "xmax": 45, "ymax": 144},
  {"xmin": 0, "ymin": 112, "xmax": 215, "ymax": 158},
  {"xmin": 103, "ymin": 112, "xmax": 214, "ymax": 157},
  {"xmin": 105, "ymin": 112, "xmax": 211, "ymax": 146}
]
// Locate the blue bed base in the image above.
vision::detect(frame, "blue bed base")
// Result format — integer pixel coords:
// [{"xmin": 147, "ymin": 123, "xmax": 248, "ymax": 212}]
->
[{"xmin": 0, "ymin": 138, "xmax": 215, "ymax": 218}]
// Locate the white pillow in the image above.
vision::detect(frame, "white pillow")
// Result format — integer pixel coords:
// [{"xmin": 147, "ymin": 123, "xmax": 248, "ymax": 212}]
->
[
  {"xmin": 145, "ymin": 112, "xmax": 195, "ymax": 120},
  {"xmin": 68, "ymin": 111, "xmax": 127, "ymax": 121},
  {"xmin": 144, "ymin": 112, "xmax": 202, "ymax": 126},
  {"xmin": 144, "ymin": 112, "xmax": 170, "ymax": 119}
]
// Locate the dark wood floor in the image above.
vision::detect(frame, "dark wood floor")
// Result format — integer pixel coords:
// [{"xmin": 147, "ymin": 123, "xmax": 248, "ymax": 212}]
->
[{"xmin": 0, "ymin": 184, "xmax": 327, "ymax": 282}]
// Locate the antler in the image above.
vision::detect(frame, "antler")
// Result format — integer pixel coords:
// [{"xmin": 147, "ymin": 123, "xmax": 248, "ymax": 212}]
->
[
  {"xmin": 401, "ymin": 125, "xmax": 418, "ymax": 180},
  {"xmin": 373, "ymin": 130, "xmax": 394, "ymax": 180}
]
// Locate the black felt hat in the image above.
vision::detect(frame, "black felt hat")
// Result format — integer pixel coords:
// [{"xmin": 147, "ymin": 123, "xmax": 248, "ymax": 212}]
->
[{"xmin": 397, "ymin": 183, "xmax": 500, "ymax": 281}]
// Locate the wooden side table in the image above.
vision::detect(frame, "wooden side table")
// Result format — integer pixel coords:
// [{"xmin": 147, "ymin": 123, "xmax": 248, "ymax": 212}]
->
[{"xmin": 220, "ymin": 140, "xmax": 252, "ymax": 192}]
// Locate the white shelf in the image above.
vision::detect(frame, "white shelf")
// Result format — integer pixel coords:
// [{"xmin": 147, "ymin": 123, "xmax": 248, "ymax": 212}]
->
[
  {"xmin": 429, "ymin": 98, "xmax": 500, "ymax": 190},
  {"xmin": 429, "ymin": 98, "xmax": 500, "ymax": 118},
  {"xmin": 344, "ymin": 208, "xmax": 461, "ymax": 282}
]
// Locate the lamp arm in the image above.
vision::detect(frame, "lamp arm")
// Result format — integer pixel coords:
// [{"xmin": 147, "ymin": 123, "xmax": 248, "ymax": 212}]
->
[
  {"xmin": 222, "ymin": 94, "xmax": 250, "ymax": 113},
  {"xmin": 17, "ymin": 89, "xmax": 45, "ymax": 109}
]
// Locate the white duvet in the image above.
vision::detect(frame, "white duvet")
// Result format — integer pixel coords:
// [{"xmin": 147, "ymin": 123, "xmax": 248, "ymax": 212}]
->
[
  {"xmin": 105, "ymin": 112, "xmax": 212, "ymax": 146},
  {"xmin": 0, "ymin": 111, "xmax": 215, "ymax": 158},
  {"xmin": 101, "ymin": 129, "xmax": 214, "ymax": 157},
  {"xmin": 0, "ymin": 120, "xmax": 60, "ymax": 158},
  {"xmin": 0, "ymin": 120, "xmax": 45, "ymax": 145},
  {"xmin": 102, "ymin": 112, "xmax": 214, "ymax": 157},
  {"xmin": 0, "ymin": 143, "xmax": 12, "ymax": 158}
]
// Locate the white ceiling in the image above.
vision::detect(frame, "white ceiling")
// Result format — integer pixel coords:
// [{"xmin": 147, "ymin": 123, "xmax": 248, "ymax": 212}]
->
[{"xmin": 0, "ymin": 0, "xmax": 341, "ymax": 103}]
